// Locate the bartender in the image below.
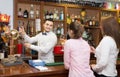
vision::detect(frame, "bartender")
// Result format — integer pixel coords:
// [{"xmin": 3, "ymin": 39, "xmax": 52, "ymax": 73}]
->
[{"xmin": 19, "ymin": 19, "xmax": 57, "ymax": 63}]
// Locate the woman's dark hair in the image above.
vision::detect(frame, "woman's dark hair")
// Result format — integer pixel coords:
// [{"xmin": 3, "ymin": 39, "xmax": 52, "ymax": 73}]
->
[
  {"xmin": 101, "ymin": 17, "xmax": 120, "ymax": 48},
  {"xmin": 69, "ymin": 22, "xmax": 84, "ymax": 39}
]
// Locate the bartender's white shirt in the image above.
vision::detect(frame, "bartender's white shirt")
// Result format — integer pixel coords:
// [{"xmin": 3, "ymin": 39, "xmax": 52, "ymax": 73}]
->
[
  {"xmin": 93, "ymin": 36, "xmax": 119, "ymax": 76},
  {"xmin": 23, "ymin": 31, "xmax": 57, "ymax": 63}
]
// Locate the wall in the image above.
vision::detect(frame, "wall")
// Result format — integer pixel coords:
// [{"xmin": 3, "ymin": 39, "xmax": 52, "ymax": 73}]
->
[{"xmin": 0, "ymin": 0, "xmax": 13, "ymax": 29}]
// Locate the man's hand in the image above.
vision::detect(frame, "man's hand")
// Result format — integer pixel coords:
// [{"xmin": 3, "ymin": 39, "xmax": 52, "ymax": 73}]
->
[
  {"xmin": 19, "ymin": 26, "xmax": 26, "ymax": 35},
  {"xmin": 24, "ymin": 43, "xmax": 31, "ymax": 48}
]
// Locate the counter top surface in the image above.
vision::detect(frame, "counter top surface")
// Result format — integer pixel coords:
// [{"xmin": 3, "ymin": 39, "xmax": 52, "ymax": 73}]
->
[
  {"xmin": 0, "ymin": 59, "xmax": 120, "ymax": 77},
  {"xmin": 0, "ymin": 62, "xmax": 67, "ymax": 77}
]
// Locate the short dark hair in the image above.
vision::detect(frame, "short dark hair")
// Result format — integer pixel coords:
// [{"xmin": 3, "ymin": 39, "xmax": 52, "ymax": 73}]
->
[
  {"xmin": 69, "ymin": 22, "xmax": 84, "ymax": 39},
  {"xmin": 44, "ymin": 19, "xmax": 53, "ymax": 23}
]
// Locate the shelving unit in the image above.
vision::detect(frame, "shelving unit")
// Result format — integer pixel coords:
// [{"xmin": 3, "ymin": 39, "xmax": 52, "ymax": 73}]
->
[{"xmin": 14, "ymin": 0, "xmax": 119, "ymax": 54}]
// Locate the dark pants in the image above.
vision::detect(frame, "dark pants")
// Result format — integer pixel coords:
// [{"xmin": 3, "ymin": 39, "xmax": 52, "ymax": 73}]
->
[{"xmin": 93, "ymin": 71, "xmax": 118, "ymax": 77}]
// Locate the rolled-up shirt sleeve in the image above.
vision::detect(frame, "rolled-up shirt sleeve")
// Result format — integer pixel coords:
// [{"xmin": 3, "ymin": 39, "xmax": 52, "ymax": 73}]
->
[
  {"xmin": 30, "ymin": 34, "xmax": 57, "ymax": 53},
  {"xmin": 23, "ymin": 34, "xmax": 39, "ymax": 43}
]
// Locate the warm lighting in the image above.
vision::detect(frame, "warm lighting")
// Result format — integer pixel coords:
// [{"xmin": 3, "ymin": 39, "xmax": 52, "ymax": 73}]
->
[{"xmin": 0, "ymin": 14, "xmax": 10, "ymax": 23}]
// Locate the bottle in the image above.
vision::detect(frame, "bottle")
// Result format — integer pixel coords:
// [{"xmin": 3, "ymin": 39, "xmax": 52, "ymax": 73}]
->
[
  {"xmin": 45, "ymin": 11, "xmax": 50, "ymax": 20},
  {"xmin": 66, "ymin": 14, "xmax": 71, "ymax": 24},
  {"xmin": 36, "ymin": 8, "xmax": 39, "ymax": 18},
  {"xmin": 61, "ymin": 23, "xmax": 64, "ymax": 35},
  {"xmin": 92, "ymin": 16, "xmax": 96, "ymax": 26},
  {"xmin": 30, "ymin": 4, "xmax": 34, "ymax": 19},
  {"xmin": 53, "ymin": 25, "xmax": 57, "ymax": 34},
  {"xmin": 26, "ymin": 21, "xmax": 31, "ymax": 36},
  {"xmin": 53, "ymin": 9, "xmax": 57, "ymax": 20},
  {"xmin": 18, "ymin": 8, "xmax": 23, "ymax": 18},
  {"xmin": 17, "ymin": 20, "xmax": 21, "ymax": 31},
  {"xmin": 56, "ymin": 24, "xmax": 61, "ymax": 38},
  {"xmin": 30, "ymin": 21, "xmax": 34, "ymax": 36},
  {"xmin": 3, "ymin": 43, "xmax": 9, "ymax": 58},
  {"xmin": 0, "ymin": 50, "xmax": 4, "ymax": 60},
  {"xmin": 59, "ymin": 10, "xmax": 64, "ymax": 20},
  {"xmin": 49, "ymin": 11, "xmax": 53, "ymax": 20},
  {"xmin": 35, "ymin": 19, "xmax": 41, "ymax": 34},
  {"xmin": 89, "ymin": 17, "xmax": 93, "ymax": 26},
  {"xmin": 0, "ymin": 35, "xmax": 5, "ymax": 59},
  {"xmin": 23, "ymin": 9, "xmax": 29, "ymax": 18}
]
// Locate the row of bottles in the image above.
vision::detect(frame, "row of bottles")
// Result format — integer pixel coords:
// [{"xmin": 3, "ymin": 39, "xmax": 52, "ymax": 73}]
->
[
  {"xmin": 44, "ymin": 0, "xmax": 104, "ymax": 8},
  {"xmin": 82, "ymin": 28, "xmax": 95, "ymax": 47},
  {"xmin": 18, "ymin": 0, "xmax": 120, "ymax": 10},
  {"xmin": 101, "ymin": 11, "xmax": 116, "ymax": 17},
  {"xmin": 18, "ymin": 4, "xmax": 40, "ymax": 19},
  {"xmin": 18, "ymin": 20, "xmax": 41, "ymax": 36},
  {"xmin": 44, "ymin": 9, "xmax": 64, "ymax": 21},
  {"xmin": 67, "ymin": 14, "xmax": 99, "ymax": 27},
  {"xmin": 53, "ymin": 23, "xmax": 64, "ymax": 38},
  {"xmin": 44, "ymin": 0, "xmax": 120, "ymax": 10},
  {"xmin": 86, "ymin": 16, "xmax": 99, "ymax": 27}
]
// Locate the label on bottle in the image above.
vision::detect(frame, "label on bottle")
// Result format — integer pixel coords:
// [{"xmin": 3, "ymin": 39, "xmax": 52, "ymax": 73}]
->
[
  {"xmin": 89, "ymin": 21, "xmax": 92, "ymax": 26},
  {"xmin": 30, "ymin": 11, "xmax": 34, "ymax": 18},
  {"xmin": 0, "ymin": 53, "xmax": 4, "ymax": 59},
  {"xmin": 36, "ymin": 10, "xmax": 39, "ymax": 18},
  {"xmin": 24, "ymin": 14, "xmax": 27, "ymax": 18},
  {"xmin": 57, "ymin": 30, "xmax": 61, "ymax": 34},
  {"xmin": 35, "ymin": 19, "xmax": 41, "ymax": 33}
]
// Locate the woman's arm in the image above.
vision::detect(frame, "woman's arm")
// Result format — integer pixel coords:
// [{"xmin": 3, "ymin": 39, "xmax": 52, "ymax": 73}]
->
[{"xmin": 64, "ymin": 41, "xmax": 71, "ymax": 69}]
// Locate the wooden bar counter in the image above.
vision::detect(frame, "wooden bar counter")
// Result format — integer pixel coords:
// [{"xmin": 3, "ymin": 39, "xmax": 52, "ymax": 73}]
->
[
  {"xmin": 1, "ymin": 59, "xmax": 120, "ymax": 77},
  {"xmin": 0, "ymin": 62, "xmax": 68, "ymax": 77}
]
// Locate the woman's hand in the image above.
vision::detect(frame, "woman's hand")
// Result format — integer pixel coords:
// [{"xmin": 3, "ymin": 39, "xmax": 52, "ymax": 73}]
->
[
  {"xmin": 91, "ymin": 64, "xmax": 96, "ymax": 70},
  {"xmin": 90, "ymin": 46, "xmax": 95, "ymax": 54}
]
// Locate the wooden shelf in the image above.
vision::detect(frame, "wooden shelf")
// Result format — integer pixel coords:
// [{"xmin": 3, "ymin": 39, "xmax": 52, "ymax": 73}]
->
[
  {"xmin": 84, "ymin": 26, "xmax": 100, "ymax": 29},
  {"xmin": 17, "ymin": 18, "xmax": 35, "ymax": 21}
]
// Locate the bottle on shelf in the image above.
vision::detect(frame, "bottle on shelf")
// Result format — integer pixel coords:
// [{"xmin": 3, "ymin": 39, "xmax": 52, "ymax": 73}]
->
[
  {"xmin": 35, "ymin": 19, "xmax": 41, "ymax": 34},
  {"xmin": 26, "ymin": 21, "xmax": 31, "ymax": 36},
  {"xmin": 17, "ymin": 20, "xmax": 21, "ymax": 31},
  {"xmin": 29, "ymin": 4, "xmax": 35, "ymax": 19},
  {"xmin": 0, "ymin": 49, "xmax": 4, "ymax": 60},
  {"xmin": 45, "ymin": 10, "xmax": 50, "ymax": 20},
  {"xmin": 66, "ymin": 14, "xmax": 71, "ymax": 25},
  {"xmin": 23, "ymin": 9, "xmax": 29, "ymax": 18},
  {"xmin": 56, "ymin": 24, "xmax": 61, "ymax": 38},
  {"xmin": 49, "ymin": 11, "xmax": 53, "ymax": 20},
  {"xmin": 53, "ymin": 9, "xmax": 58, "ymax": 20},
  {"xmin": 92, "ymin": 16, "xmax": 96, "ymax": 26},
  {"xmin": 18, "ymin": 8, "xmax": 23, "ymax": 18},
  {"xmin": 61, "ymin": 23, "xmax": 64, "ymax": 35},
  {"xmin": 30, "ymin": 21, "xmax": 34, "ymax": 36},
  {"xmin": 53, "ymin": 25, "xmax": 57, "ymax": 34},
  {"xmin": 88, "ymin": 17, "xmax": 93, "ymax": 26},
  {"xmin": 59, "ymin": 10, "xmax": 64, "ymax": 20},
  {"xmin": 36, "ymin": 7, "xmax": 40, "ymax": 18}
]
